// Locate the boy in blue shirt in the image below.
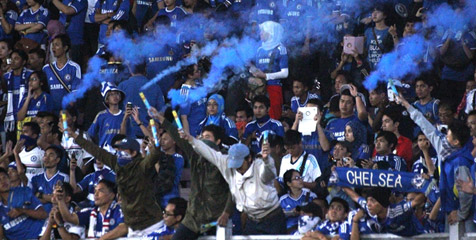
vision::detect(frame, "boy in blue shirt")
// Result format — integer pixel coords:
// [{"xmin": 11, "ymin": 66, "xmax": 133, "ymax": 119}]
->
[
  {"xmin": 343, "ymin": 187, "xmax": 426, "ymax": 237},
  {"xmin": 156, "ymin": 0, "xmax": 187, "ymax": 28},
  {"xmin": 88, "ymin": 82, "xmax": 128, "ymax": 152},
  {"xmin": 31, "ymin": 145, "xmax": 70, "ymax": 213},
  {"xmin": 363, "ymin": 5, "xmax": 394, "ymax": 70},
  {"xmin": 0, "ymin": 167, "xmax": 47, "ymax": 239},
  {"xmin": 243, "ymin": 95, "xmax": 285, "ymax": 154},
  {"xmin": 179, "ymin": 64, "xmax": 206, "ymax": 137},
  {"xmin": 42, "ymin": 34, "xmax": 82, "ymax": 112},
  {"xmin": 412, "ymin": 77, "xmax": 439, "ymax": 124},
  {"xmin": 372, "ymin": 131, "xmax": 407, "ymax": 172},
  {"xmin": 290, "ymin": 78, "xmax": 320, "ymax": 113}
]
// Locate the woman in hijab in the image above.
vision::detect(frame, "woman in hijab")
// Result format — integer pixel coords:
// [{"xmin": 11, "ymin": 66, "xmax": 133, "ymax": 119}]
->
[
  {"xmin": 344, "ymin": 120, "xmax": 370, "ymax": 161},
  {"xmin": 198, "ymin": 93, "xmax": 238, "ymax": 145},
  {"xmin": 251, "ymin": 21, "xmax": 288, "ymax": 120}
]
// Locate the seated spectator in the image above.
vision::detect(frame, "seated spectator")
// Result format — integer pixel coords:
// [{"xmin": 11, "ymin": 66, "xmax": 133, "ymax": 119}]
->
[
  {"xmin": 198, "ymin": 94, "xmax": 238, "ymax": 145},
  {"xmin": 27, "ymin": 47, "xmax": 45, "ymax": 71},
  {"xmin": 370, "ymin": 131, "xmax": 407, "ymax": 172},
  {"xmin": 377, "ymin": 108, "xmax": 413, "ymax": 169},
  {"xmin": 243, "ymin": 95, "xmax": 285, "ymax": 154},
  {"xmin": 412, "ymin": 132, "xmax": 437, "ymax": 175},
  {"xmin": 280, "ymin": 169, "xmax": 316, "ymax": 233},
  {"xmin": 295, "ymin": 202, "xmax": 322, "ymax": 236},
  {"xmin": 0, "ymin": 167, "xmax": 47, "ymax": 239},
  {"xmin": 279, "ymin": 130, "xmax": 321, "ymax": 192},
  {"xmin": 17, "ymin": 71, "xmax": 53, "ymax": 121},
  {"xmin": 31, "ymin": 145, "xmax": 70, "ymax": 213},
  {"xmin": 148, "ymin": 197, "xmax": 188, "ymax": 239},
  {"xmin": 234, "ymin": 104, "xmax": 252, "ymax": 139},
  {"xmin": 70, "ymin": 158, "xmax": 116, "ymax": 207},
  {"xmin": 290, "ymin": 78, "xmax": 320, "ymax": 113},
  {"xmin": 344, "ymin": 120, "xmax": 370, "ymax": 162},
  {"xmin": 7, "ymin": 161, "xmax": 28, "ymax": 187},
  {"xmin": 14, "ymin": 0, "xmax": 49, "ymax": 45},
  {"xmin": 13, "ymin": 122, "xmax": 44, "ymax": 182},
  {"xmin": 343, "ymin": 187, "xmax": 426, "ymax": 237},
  {"xmin": 39, "ymin": 182, "xmax": 85, "ymax": 240},
  {"xmin": 305, "ymin": 197, "xmax": 349, "ymax": 238},
  {"xmin": 291, "ymin": 98, "xmax": 330, "ymax": 171},
  {"xmin": 325, "ymin": 87, "xmax": 367, "ymax": 142},
  {"xmin": 67, "ymin": 179, "xmax": 127, "ymax": 238}
]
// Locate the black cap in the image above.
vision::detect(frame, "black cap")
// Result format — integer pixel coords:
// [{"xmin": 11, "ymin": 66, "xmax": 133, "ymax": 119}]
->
[{"xmin": 112, "ymin": 136, "xmax": 140, "ymax": 153}]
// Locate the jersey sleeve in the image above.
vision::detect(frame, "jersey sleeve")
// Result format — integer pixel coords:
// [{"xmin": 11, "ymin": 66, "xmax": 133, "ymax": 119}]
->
[
  {"xmin": 70, "ymin": 0, "xmax": 87, "ymax": 14},
  {"xmin": 77, "ymin": 174, "xmax": 90, "ymax": 191},
  {"xmin": 278, "ymin": 46, "xmax": 289, "ymax": 70},
  {"xmin": 77, "ymin": 208, "xmax": 92, "ymax": 227},
  {"xmin": 6, "ymin": 11, "xmax": 17, "ymax": 26},
  {"xmin": 89, "ymin": 0, "xmax": 101, "ymax": 23},
  {"xmin": 15, "ymin": 10, "xmax": 25, "ymax": 24},
  {"xmin": 111, "ymin": 0, "xmax": 130, "ymax": 21},
  {"xmin": 88, "ymin": 114, "xmax": 100, "ymax": 140},
  {"xmin": 38, "ymin": 8, "xmax": 50, "ymax": 26},
  {"xmin": 27, "ymin": 188, "xmax": 43, "ymax": 210}
]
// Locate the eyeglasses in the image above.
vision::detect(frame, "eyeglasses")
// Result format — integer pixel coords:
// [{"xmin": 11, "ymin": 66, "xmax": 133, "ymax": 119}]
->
[
  {"xmin": 163, "ymin": 211, "xmax": 176, "ymax": 217},
  {"xmin": 291, "ymin": 176, "xmax": 303, "ymax": 181}
]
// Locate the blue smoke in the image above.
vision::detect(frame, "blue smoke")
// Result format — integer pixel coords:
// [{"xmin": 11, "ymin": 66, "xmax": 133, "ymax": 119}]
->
[{"xmin": 62, "ymin": 56, "xmax": 107, "ymax": 108}]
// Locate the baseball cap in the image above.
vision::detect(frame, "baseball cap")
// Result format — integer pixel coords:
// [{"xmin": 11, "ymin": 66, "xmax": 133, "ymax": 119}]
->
[
  {"xmin": 112, "ymin": 136, "xmax": 140, "ymax": 153},
  {"xmin": 227, "ymin": 143, "xmax": 250, "ymax": 169}
]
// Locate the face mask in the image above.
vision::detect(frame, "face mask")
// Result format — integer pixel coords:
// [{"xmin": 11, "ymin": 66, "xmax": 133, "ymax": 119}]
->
[
  {"xmin": 235, "ymin": 121, "xmax": 247, "ymax": 131},
  {"xmin": 116, "ymin": 150, "xmax": 133, "ymax": 166},
  {"xmin": 20, "ymin": 134, "xmax": 36, "ymax": 148}
]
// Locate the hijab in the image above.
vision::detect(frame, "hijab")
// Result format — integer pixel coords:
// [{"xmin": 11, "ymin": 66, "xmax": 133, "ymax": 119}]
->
[
  {"xmin": 346, "ymin": 121, "xmax": 366, "ymax": 160},
  {"xmin": 259, "ymin": 21, "xmax": 284, "ymax": 51},
  {"xmin": 205, "ymin": 94, "xmax": 225, "ymax": 126}
]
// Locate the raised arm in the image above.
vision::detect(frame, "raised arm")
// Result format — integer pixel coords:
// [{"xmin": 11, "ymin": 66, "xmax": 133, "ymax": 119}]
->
[{"xmin": 69, "ymin": 130, "xmax": 117, "ymax": 169}]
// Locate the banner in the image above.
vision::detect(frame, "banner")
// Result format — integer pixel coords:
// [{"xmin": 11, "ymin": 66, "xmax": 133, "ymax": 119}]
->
[{"xmin": 328, "ymin": 167, "xmax": 432, "ymax": 193}]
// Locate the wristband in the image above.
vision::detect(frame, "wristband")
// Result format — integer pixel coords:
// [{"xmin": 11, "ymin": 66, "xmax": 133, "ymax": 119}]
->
[
  {"xmin": 138, "ymin": 122, "xmax": 143, "ymax": 126},
  {"xmin": 57, "ymin": 223, "xmax": 64, "ymax": 228}
]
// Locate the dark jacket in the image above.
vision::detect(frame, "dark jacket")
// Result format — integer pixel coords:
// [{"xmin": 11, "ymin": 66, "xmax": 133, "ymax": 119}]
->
[
  {"xmin": 75, "ymin": 135, "xmax": 164, "ymax": 231},
  {"xmin": 162, "ymin": 120, "xmax": 234, "ymax": 233},
  {"xmin": 153, "ymin": 153, "xmax": 176, "ymax": 206}
]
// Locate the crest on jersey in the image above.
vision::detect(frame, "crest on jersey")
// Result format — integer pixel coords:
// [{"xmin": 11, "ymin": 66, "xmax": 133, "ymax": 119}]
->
[
  {"xmin": 297, "ymin": 4, "xmax": 302, "ymax": 10},
  {"xmin": 110, "ymin": 219, "xmax": 115, "ymax": 225},
  {"xmin": 36, "ymin": 15, "xmax": 40, "ymax": 21},
  {"xmin": 269, "ymin": 2, "xmax": 275, "ymax": 8},
  {"xmin": 395, "ymin": 3, "xmax": 408, "ymax": 18},
  {"xmin": 31, "ymin": 156, "xmax": 38, "ymax": 162},
  {"xmin": 169, "ymin": 49, "xmax": 174, "ymax": 56},
  {"xmin": 65, "ymin": 74, "xmax": 72, "ymax": 81},
  {"xmin": 172, "ymin": 15, "xmax": 177, "ymax": 20}
]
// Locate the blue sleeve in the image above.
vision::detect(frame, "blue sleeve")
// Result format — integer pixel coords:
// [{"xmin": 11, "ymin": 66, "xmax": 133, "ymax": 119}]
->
[
  {"xmin": 111, "ymin": 0, "xmax": 129, "ymax": 21},
  {"xmin": 180, "ymin": 103, "xmax": 191, "ymax": 116},
  {"xmin": 18, "ymin": 93, "xmax": 27, "ymax": 110},
  {"xmin": 291, "ymin": 99, "xmax": 298, "ymax": 113},
  {"xmin": 15, "ymin": 11, "xmax": 24, "ymax": 24},
  {"xmin": 77, "ymin": 175, "xmax": 90, "ymax": 191},
  {"xmin": 224, "ymin": 118, "xmax": 238, "ymax": 140},
  {"xmin": 42, "ymin": 94, "xmax": 55, "ymax": 112},
  {"xmin": 88, "ymin": 115, "xmax": 100, "ymax": 139},
  {"xmin": 6, "ymin": 11, "xmax": 16, "ymax": 26},
  {"xmin": 38, "ymin": 9, "xmax": 49, "ymax": 26},
  {"xmin": 70, "ymin": 0, "xmax": 87, "ymax": 14},
  {"xmin": 278, "ymin": 47, "xmax": 288, "ymax": 70},
  {"xmin": 317, "ymin": 223, "xmax": 330, "ymax": 235},
  {"xmin": 275, "ymin": 124, "xmax": 285, "ymax": 137},
  {"xmin": 31, "ymin": 177, "xmax": 39, "ymax": 193},
  {"xmin": 89, "ymin": 0, "xmax": 101, "ymax": 23},
  {"xmin": 339, "ymin": 222, "xmax": 351, "ymax": 240},
  {"xmin": 357, "ymin": 145, "xmax": 370, "ymax": 160},
  {"xmin": 152, "ymin": 86, "xmax": 165, "ymax": 110},
  {"xmin": 28, "ymin": 190, "xmax": 43, "ymax": 210}
]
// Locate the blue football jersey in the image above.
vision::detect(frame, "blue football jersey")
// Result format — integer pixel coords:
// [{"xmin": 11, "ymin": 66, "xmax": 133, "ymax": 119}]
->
[
  {"xmin": 16, "ymin": 6, "xmax": 49, "ymax": 44},
  {"xmin": 179, "ymin": 84, "xmax": 207, "ymax": 137},
  {"xmin": 325, "ymin": 116, "xmax": 360, "ymax": 142},
  {"xmin": 90, "ymin": 0, "xmax": 130, "ymax": 44},
  {"xmin": 157, "ymin": 6, "xmax": 187, "ymax": 28},
  {"xmin": 77, "ymin": 201, "xmax": 124, "ymax": 238},
  {"xmin": 78, "ymin": 167, "xmax": 116, "ymax": 206},
  {"xmin": 19, "ymin": 92, "xmax": 54, "ymax": 118},
  {"xmin": 243, "ymin": 118, "xmax": 285, "ymax": 154},
  {"xmin": 291, "ymin": 92, "xmax": 320, "ymax": 113},
  {"xmin": 88, "ymin": 109, "xmax": 126, "ymax": 148},
  {"xmin": 59, "ymin": 0, "xmax": 87, "ymax": 45},
  {"xmin": 0, "ymin": 187, "xmax": 45, "ymax": 240},
  {"xmin": 43, "ymin": 60, "xmax": 82, "ymax": 111},
  {"xmin": 4, "ymin": 69, "xmax": 33, "ymax": 119},
  {"xmin": 280, "ymin": 189, "xmax": 316, "ymax": 229},
  {"xmin": 255, "ymin": 44, "xmax": 288, "ymax": 86},
  {"xmin": 30, "ymin": 171, "xmax": 70, "ymax": 213}
]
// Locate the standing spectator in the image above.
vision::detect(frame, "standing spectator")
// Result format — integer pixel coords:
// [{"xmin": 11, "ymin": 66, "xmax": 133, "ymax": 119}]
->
[
  {"xmin": 179, "ymin": 64, "xmax": 206, "ymax": 137},
  {"xmin": 412, "ymin": 77, "xmax": 439, "ymax": 124},
  {"xmin": 0, "ymin": 0, "xmax": 17, "ymax": 40},
  {"xmin": 364, "ymin": 5, "xmax": 394, "ymax": 70},
  {"xmin": 3, "ymin": 50, "xmax": 32, "ymax": 136},
  {"xmin": 118, "ymin": 61, "xmax": 165, "ymax": 139},
  {"xmin": 90, "ymin": 0, "xmax": 129, "ymax": 47},
  {"xmin": 251, "ymin": 21, "xmax": 288, "ymax": 120},
  {"xmin": 14, "ymin": 0, "xmax": 49, "ymax": 45},
  {"xmin": 279, "ymin": 130, "xmax": 321, "ymax": 192},
  {"xmin": 198, "ymin": 94, "xmax": 238, "ymax": 145},
  {"xmin": 147, "ymin": 197, "xmax": 188, "ymax": 239},
  {"xmin": 31, "ymin": 145, "xmax": 70, "ymax": 213},
  {"xmin": 13, "ymin": 122, "xmax": 44, "ymax": 182},
  {"xmin": 63, "ymin": 179, "xmax": 127, "ymax": 238},
  {"xmin": 154, "ymin": 0, "xmax": 187, "ymax": 28},
  {"xmin": 243, "ymin": 95, "xmax": 285, "ymax": 154},
  {"xmin": 0, "ymin": 167, "xmax": 47, "ymax": 239},
  {"xmin": 68, "ymin": 131, "xmax": 167, "ymax": 237},
  {"xmin": 182, "ymin": 135, "xmax": 287, "ymax": 235},
  {"xmin": 52, "ymin": 0, "xmax": 87, "ymax": 67},
  {"xmin": 157, "ymin": 131, "xmax": 184, "ymax": 209},
  {"xmin": 150, "ymin": 109, "xmax": 234, "ymax": 240},
  {"xmin": 150, "ymin": 134, "xmax": 177, "ymax": 209},
  {"xmin": 88, "ymin": 82, "xmax": 127, "ymax": 152},
  {"xmin": 42, "ymin": 34, "xmax": 81, "ymax": 112},
  {"xmin": 17, "ymin": 71, "xmax": 53, "ymax": 121}
]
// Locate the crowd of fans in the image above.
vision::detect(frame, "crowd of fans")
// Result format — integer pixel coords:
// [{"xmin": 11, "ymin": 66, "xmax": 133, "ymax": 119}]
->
[{"xmin": 0, "ymin": 0, "xmax": 475, "ymax": 239}]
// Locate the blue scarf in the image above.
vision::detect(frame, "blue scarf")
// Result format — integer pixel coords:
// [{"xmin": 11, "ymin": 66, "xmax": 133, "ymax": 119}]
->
[{"xmin": 329, "ymin": 167, "xmax": 433, "ymax": 193}]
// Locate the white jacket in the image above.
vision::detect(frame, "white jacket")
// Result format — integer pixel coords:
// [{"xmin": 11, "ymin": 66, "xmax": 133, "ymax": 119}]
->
[{"xmin": 191, "ymin": 138, "xmax": 280, "ymax": 220}]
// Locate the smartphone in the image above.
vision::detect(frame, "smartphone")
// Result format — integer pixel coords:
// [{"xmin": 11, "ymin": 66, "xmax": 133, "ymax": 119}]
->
[
  {"xmin": 6, "ymin": 58, "xmax": 11, "ymax": 65},
  {"xmin": 56, "ymin": 180, "xmax": 64, "ymax": 193},
  {"xmin": 126, "ymin": 102, "xmax": 133, "ymax": 109}
]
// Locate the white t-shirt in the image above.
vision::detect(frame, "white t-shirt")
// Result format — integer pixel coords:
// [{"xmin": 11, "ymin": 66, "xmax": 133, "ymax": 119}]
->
[
  {"xmin": 61, "ymin": 131, "xmax": 93, "ymax": 168},
  {"xmin": 19, "ymin": 146, "xmax": 44, "ymax": 182},
  {"xmin": 279, "ymin": 151, "xmax": 322, "ymax": 183}
]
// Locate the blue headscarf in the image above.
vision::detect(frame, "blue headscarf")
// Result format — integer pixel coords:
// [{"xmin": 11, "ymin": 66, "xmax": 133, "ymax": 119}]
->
[
  {"xmin": 205, "ymin": 94, "xmax": 225, "ymax": 126},
  {"xmin": 345, "ymin": 121, "xmax": 367, "ymax": 160}
]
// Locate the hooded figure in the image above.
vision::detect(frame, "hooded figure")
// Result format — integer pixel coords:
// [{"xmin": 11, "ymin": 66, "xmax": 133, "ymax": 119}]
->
[
  {"xmin": 199, "ymin": 94, "xmax": 238, "ymax": 145},
  {"xmin": 259, "ymin": 21, "xmax": 284, "ymax": 51},
  {"xmin": 345, "ymin": 121, "xmax": 370, "ymax": 161},
  {"xmin": 101, "ymin": 81, "xmax": 125, "ymax": 108}
]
